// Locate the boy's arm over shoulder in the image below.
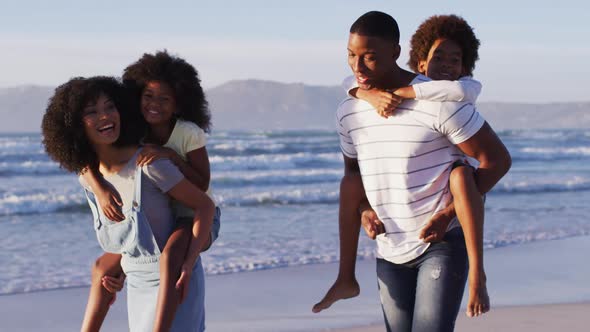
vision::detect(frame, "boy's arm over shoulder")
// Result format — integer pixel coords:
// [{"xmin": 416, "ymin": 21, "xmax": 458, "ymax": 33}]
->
[
  {"xmin": 341, "ymin": 75, "xmax": 358, "ymax": 97},
  {"xmin": 413, "ymin": 76, "xmax": 482, "ymax": 103}
]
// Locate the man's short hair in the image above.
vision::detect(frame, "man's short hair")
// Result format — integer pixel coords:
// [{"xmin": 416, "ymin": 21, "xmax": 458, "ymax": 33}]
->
[{"xmin": 350, "ymin": 11, "xmax": 400, "ymax": 44}]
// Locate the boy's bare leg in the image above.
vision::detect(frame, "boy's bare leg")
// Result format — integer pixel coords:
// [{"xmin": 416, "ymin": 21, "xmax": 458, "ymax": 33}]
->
[
  {"xmin": 81, "ymin": 253, "xmax": 122, "ymax": 332},
  {"xmin": 450, "ymin": 166, "xmax": 490, "ymax": 317},
  {"xmin": 312, "ymin": 174, "xmax": 364, "ymax": 313},
  {"xmin": 153, "ymin": 222, "xmax": 192, "ymax": 332}
]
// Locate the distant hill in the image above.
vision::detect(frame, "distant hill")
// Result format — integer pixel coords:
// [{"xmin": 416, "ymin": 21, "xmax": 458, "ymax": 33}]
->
[
  {"xmin": 1, "ymin": 80, "xmax": 589, "ymax": 133},
  {"xmin": 0, "ymin": 85, "xmax": 54, "ymax": 133},
  {"xmin": 206, "ymin": 80, "xmax": 342, "ymax": 131}
]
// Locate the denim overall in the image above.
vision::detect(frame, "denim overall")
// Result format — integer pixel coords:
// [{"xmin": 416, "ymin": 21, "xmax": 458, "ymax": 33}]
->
[{"xmin": 84, "ymin": 167, "xmax": 205, "ymax": 332}]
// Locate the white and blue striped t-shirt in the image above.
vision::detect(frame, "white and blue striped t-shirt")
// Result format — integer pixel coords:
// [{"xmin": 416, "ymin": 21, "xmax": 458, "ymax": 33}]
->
[{"xmin": 336, "ymin": 74, "xmax": 485, "ymax": 264}]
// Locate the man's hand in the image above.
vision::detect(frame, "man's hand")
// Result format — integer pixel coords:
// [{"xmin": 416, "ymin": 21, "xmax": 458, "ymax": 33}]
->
[
  {"xmin": 96, "ymin": 186, "xmax": 124, "ymax": 222},
  {"xmin": 136, "ymin": 144, "xmax": 175, "ymax": 166},
  {"xmin": 419, "ymin": 207, "xmax": 455, "ymax": 243},
  {"xmin": 360, "ymin": 208, "xmax": 385, "ymax": 239}
]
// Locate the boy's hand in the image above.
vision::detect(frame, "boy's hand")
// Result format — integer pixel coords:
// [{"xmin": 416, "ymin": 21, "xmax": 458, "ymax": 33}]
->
[
  {"xmin": 360, "ymin": 208, "xmax": 385, "ymax": 239},
  {"xmin": 175, "ymin": 261, "xmax": 194, "ymax": 304},
  {"xmin": 419, "ymin": 207, "xmax": 454, "ymax": 242},
  {"xmin": 96, "ymin": 186, "xmax": 124, "ymax": 222},
  {"xmin": 360, "ymin": 89, "xmax": 403, "ymax": 118},
  {"xmin": 137, "ymin": 144, "xmax": 175, "ymax": 166}
]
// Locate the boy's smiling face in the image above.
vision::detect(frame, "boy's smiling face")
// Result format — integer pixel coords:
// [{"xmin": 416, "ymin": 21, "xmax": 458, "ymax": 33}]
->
[{"xmin": 418, "ymin": 38, "xmax": 464, "ymax": 80}]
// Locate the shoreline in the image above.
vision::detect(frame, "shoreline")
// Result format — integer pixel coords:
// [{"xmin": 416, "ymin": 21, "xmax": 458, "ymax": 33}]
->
[
  {"xmin": 329, "ymin": 302, "xmax": 590, "ymax": 332},
  {"xmin": 0, "ymin": 236, "xmax": 588, "ymax": 331}
]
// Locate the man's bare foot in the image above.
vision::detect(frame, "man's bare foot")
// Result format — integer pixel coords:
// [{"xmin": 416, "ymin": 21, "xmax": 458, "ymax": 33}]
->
[
  {"xmin": 312, "ymin": 278, "xmax": 360, "ymax": 313},
  {"xmin": 466, "ymin": 273, "xmax": 490, "ymax": 317}
]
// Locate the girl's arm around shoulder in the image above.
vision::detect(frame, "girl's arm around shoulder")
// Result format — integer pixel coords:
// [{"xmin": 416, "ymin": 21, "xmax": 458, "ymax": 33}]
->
[
  {"xmin": 412, "ymin": 76, "xmax": 482, "ymax": 103},
  {"xmin": 80, "ymin": 167, "xmax": 124, "ymax": 221},
  {"xmin": 173, "ymin": 120, "xmax": 210, "ymax": 191}
]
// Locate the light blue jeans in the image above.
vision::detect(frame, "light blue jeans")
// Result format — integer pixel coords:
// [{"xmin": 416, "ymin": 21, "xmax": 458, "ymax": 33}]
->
[{"xmin": 376, "ymin": 227, "xmax": 468, "ymax": 332}]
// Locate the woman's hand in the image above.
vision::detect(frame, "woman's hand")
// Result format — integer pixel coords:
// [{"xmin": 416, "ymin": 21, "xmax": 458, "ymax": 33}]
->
[
  {"xmin": 96, "ymin": 186, "xmax": 124, "ymax": 222},
  {"xmin": 175, "ymin": 260, "xmax": 195, "ymax": 304},
  {"xmin": 101, "ymin": 274, "xmax": 126, "ymax": 305},
  {"xmin": 136, "ymin": 144, "xmax": 177, "ymax": 166}
]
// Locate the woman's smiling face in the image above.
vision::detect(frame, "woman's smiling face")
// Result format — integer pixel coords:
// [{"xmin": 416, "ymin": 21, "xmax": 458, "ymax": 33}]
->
[{"xmin": 82, "ymin": 93, "xmax": 121, "ymax": 146}]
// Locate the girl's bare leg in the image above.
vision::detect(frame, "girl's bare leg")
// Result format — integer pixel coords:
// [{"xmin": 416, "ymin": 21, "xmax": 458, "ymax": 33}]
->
[
  {"xmin": 450, "ymin": 166, "xmax": 490, "ymax": 317},
  {"xmin": 81, "ymin": 253, "xmax": 122, "ymax": 332},
  {"xmin": 153, "ymin": 222, "xmax": 192, "ymax": 332}
]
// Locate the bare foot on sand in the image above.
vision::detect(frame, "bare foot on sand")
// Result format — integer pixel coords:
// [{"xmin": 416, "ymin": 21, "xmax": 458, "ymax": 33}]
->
[
  {"xmin": 312, "ymin": 278, "xmax": 360, "ymax": 313},
  {"xmin": 466, "ymin": 273, "xmax": 490, "ymax": 317}
]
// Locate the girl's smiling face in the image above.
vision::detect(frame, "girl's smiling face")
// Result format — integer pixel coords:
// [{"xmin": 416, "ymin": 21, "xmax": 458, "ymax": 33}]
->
[
  {"xmin": 141, "ymin": 81, "xmax": 177, "ymax": 126},
  {"xmin": 418, "ymin": 38, "xmax": 464, "ymax": 80},
  {"xmin": 82, "ymin": 93, "xmax": 121, "ymax": 146}
]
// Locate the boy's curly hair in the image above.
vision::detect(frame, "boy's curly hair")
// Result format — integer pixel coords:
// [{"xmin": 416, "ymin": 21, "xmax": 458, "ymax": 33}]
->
[
  {"xmin": 41, "ymin": 76, "xmax": 142, "ymax": 173},
  {"xmin": 122, "ymin": 50, "xmax": 211, "ymax": 132},
  {"xmin": 408, "ymin": 15, "xmax": 480, "ymax": 76}
]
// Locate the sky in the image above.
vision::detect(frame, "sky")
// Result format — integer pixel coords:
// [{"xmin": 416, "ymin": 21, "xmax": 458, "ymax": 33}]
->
[{"xmin": 1, "ymin": 0, "xmax": 588, "ymax": 102}]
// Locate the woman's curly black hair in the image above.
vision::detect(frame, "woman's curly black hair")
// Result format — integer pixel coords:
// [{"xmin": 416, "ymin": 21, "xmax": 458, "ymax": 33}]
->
[
  {"xmin": 408, "ymin": 15, "xmax": 480, "ymax": 76},
  {"xmin": 122, "ymin": 50, "xmax": 211, "ymax": 132},
  {"xmin": 41, "ymin": 76, "xmax": 142, "ymax": 174}
]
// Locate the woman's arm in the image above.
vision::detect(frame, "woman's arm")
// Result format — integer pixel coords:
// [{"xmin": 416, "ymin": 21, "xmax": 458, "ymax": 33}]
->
[
  {"xmin": 168, "ymin": 147, "xmax": 210, "ymax": 192},
  {"xmin": 166, "ymin": 179, "xmax": 215, "ymax": 274}
]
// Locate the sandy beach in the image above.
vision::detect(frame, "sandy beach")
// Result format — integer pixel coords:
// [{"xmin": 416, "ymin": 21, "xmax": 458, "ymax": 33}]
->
[{"xmin": 1, "ymin": 236, "xmax": 589, "ymax": 331}]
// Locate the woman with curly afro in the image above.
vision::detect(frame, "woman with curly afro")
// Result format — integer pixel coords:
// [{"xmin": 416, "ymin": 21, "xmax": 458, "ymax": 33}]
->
[
  {"xmin": 315, "ymin": 14, "xmax": 490, "ymax": 319},
  {"xmin": 79, "ymin": 52, "xmax": 221, "ymax": 331},
  {"xmin": 42, "ymin": 76, "xmax": 214, "ymax": 331}
]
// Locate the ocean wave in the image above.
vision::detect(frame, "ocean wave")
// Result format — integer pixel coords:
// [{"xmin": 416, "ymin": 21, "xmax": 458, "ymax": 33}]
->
[
  {"xmin": 209, "ymin": 152, "xmax": 342, "ymax": 171},
  {"xmin": 0, "ymin": 192, "xmax": 86, "ymax": 216},
  {"xmin": 519, "ymin": 146, "xmax": 590, "ymax": 156},
  {"xmin": 213, "ymin": 168, "xmax": 342, "ymax": 187},
  {"xmin": 493, "ymin": 177, "xmax": 590, "ymax": 194},
  {"xmin": 216, "ymin": 186, "xmax": 339, "ymax": 207},
  {"xmin": 498, "ymin": 129, "xmax": 590, "ymax": 141},
  {"xmin": 2, "ymin": 176, "xmax": 589, "ymax": 217},
  {"xmin": 0, "ymin": 161, "xmax": 64, "ymax": 177}
]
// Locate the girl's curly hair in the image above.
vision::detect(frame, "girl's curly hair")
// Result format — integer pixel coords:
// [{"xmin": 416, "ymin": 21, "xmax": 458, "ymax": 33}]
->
[
  {"xmin": 41, "ymin": 76, "xmax": 142, "ymax": 173},
  {"xmin": 408, "ymin": 15, "xmax": 480, "ymax": 76},
  {"xmin": 122, "ymin": 50, "xmax": 211, "ymax": 132}
]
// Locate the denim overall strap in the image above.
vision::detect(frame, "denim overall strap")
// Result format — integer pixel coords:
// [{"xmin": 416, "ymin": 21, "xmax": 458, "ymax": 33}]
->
[
  {"xmin": 84, "ymin": 189, "xmax": 102, "ymax": 230},
  {"xmin": 132, "ymin": 166, "xmax": 143, "ymax": 210},
  {"xmin": 120, "ymin": 165, "xmax": 162, "ymax": 271}
]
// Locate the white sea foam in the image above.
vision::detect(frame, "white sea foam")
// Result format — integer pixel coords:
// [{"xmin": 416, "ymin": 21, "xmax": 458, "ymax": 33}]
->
[{"xmin": 520, "ymin": 146, "xmax": 590, "ymax": 156}]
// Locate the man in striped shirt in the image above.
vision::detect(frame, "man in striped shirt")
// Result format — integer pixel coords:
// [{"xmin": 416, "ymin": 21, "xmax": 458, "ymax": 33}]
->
[{"xmin": 332, "ymin": 11, "xmax": 511, "ymax": 332}]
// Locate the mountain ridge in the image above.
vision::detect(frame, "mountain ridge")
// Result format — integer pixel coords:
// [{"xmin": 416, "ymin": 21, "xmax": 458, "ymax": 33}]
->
[{"xmin": 1, "ymin": 80, "xmax": 588, "ymax": 132}]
